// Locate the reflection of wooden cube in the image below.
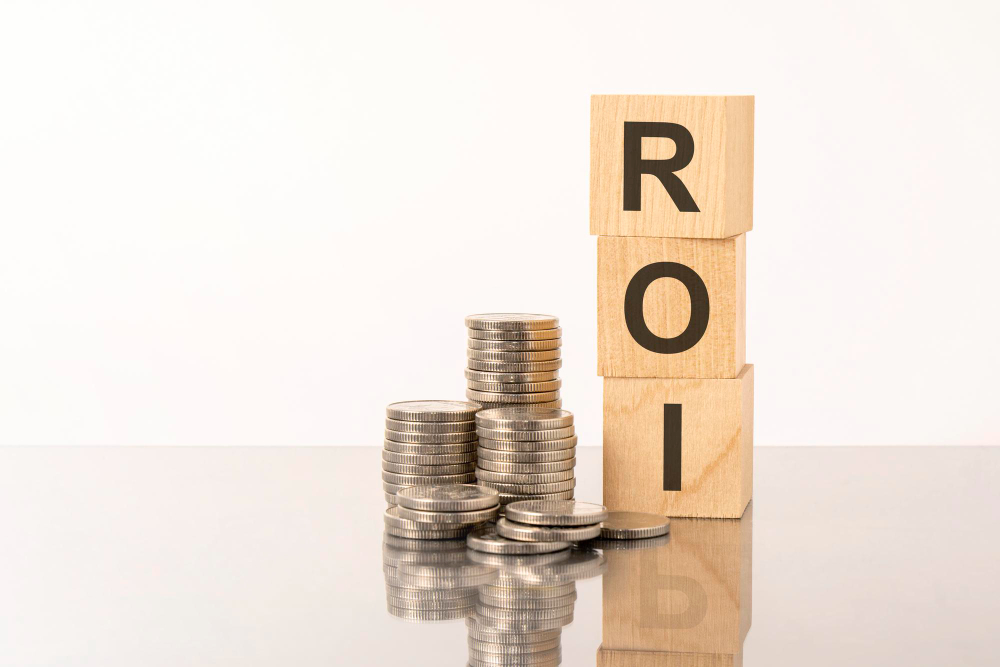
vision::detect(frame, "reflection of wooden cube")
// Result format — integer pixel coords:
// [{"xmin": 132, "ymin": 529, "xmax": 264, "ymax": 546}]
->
[
  {"xmin": 601, "ymin": 507, "xmax": 752, "ymax": 657},
  {"xmin": 603, "ymin": 366, "xmax": 752, "ymax": 518},
  {"xmin": 590, "ymin": 95, "xmax": 753, "ymax": 239},
  {"xmin": 598, "ymin": 234, "xmax": 745, "ymax": 379},
  {"xmin": 597, "ymin": 647, "xmax": 742, "ymax": 667}
]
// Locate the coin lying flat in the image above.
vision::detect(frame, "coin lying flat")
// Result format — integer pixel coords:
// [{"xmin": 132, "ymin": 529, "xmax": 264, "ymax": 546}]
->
[
  {"xmin": 481, "ymin": 478, "xmax": 576, "ymax": 495},
  {"xmin": 466, "ymin": 617, "xmax": 561, "ymax": 641},
  {"xmin": 467, "ymin": 327, "xmax": 562, "ymax": 341},
  {"xmin": 475, "ymin": 468, "xmax": 575, "ymax": 484},
  {"xmin": 467, "ymin": 358, "xmax": 562, "ymax": 372},
  {"xmin": 476, "ymin": 407, "xmax": 574, "ymax": 431},
  {"xmin": 465, "ymin": 313, "xmax": 559, "ymax": 331},
  {"xmin": 468, "ymin": 338, "xmax": 561, "ymax": 352},
  {"xmin": 477, "ymin": 426, "xmax": 575, "ymax": 442},
  {"xmin": 386, "ymin": 605, "xmax": 469, "ymax": 622},
  {"xmin": 382, "ymin": 461, "xmax": 476, "ymax": 475},
  {"xmin": 466, "ymin": 389, "xmax": 561, "ymax": 404},
  {"xmin": 465, "ymin": 369, "xmax": 560, "ymax": 383},
  {"xmin": 383, "ymin": 508, "xmax": 472, "ymax": 539},
  {"xmin": 499, "ymin": 491, "xmax": 574, "ymax": 505},
  {"xmin": 496, "ymin": 517, "xmax": 600, "ymax": 542},
  {"xmin": 477, "ymin": 399, "xmax": 562, "ymax": 410},
  {"xmin": 383, "ymin": 440, "xmax": 476, "ymax": 454},
  {"xmin": 382, "ymin": 471, "xmax": 477, "ymax": 486},
  {"xmin": 383, "ymin": 450, "xmax": 477, "ymax": 465},
  {"xmin": 396, "ymin": 504, "xmax": 499, "ymax": 525},
  {"xmin": 396, "ymin": 484, "xmax": 501, "ymax": 512},
  {"xmin": 599, "ymin": 511, "xmax": 671, "ymax": 539},
  {"xmin": 467, "ymin": 348, "xmax": 561, "ymax": 362},
  {"xmin": 478, "ymin": 436, "xmax": 577, "ymax": 452},
  {"xmin": 466, "ymin": 526, "xmax": 572, "ymax": 555},
  {"xmin": 386, "ymin": 400, "xmax": 480, "ymax": 422},
  {"xmin": 476, "ymin": 446, "xmax": 575, "ymax": 463},
  {"xmin": 505, "ymin": 500, "xmax": 609, "ymax": 527},
  {"xmin": 385, "ymin": 418, "xmax": 476, "ymax": 434},
  {"xmin": 477, "ymin": 458, "xmax": 575, "ymax": 473},
  {"xmin": 466, "ymin": 379, "xmax": 562, "ymax": 393},
  {"xmin": 385, "ymin": 429, "xmax": 477, "ymax": 444},
  {"xmin": 468, "ymin": 636, "xmax": 561, "ymax": 654}
]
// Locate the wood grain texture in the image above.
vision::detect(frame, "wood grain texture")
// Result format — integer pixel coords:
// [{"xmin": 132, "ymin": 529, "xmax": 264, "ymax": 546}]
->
[
  {"xmin": 600, "ymin": 508, "xmax": 752, "ymax": 656},
  {"xmin": 598, "ymin": 235, "xmax": 745, "ymax": 379},
  {"xmin": 597, "ymin": 647, "xmax": 741, "ymax": 667},
  {"xmin": 603, "ymin": 366, "xmax": 753, "ymax": 518},
  {"xmin": 590, "ymin": 95, "xmax": 753, "ymax": 239}
]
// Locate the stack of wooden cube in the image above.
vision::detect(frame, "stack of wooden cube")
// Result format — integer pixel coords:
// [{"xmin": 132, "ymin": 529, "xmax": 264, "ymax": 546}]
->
[{"xmin": 591, "ymin": 95, "xmax": 754, "ymax": 519}]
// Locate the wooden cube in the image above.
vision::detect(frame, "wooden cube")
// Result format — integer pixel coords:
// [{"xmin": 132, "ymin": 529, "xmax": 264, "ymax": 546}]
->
[
  {"xmin": 597, "ymin": 648, "xmax": 742, "ymax": 667},
  {"xmin": 600, "ymin": 507, "xmax": 752, "ymax": 656},
  {"xmin": 590, "ymin": 95, "xmax": 753, "ymax": 239},
  {"xmin": 603, "ymin": 366, "xmax": 753, "ymax": 518},
  {"xmin": 598, "ymin": 235, "xmax": 745, "ymax": 379}
]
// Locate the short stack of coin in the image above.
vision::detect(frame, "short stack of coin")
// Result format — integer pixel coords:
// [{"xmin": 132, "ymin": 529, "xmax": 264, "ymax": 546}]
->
[
  {"xmin": 464, "ymin": 313, "xmax": 563, "ymax": 410},
  {"xmin": 382, "ymin": 531, "xmax": 477, "ymax": 622},
  {"xmin": 475, "ymin": 407, "xmax": 577, "ymax": 508},
  {"xmin": 394, "ymin": 484, "xmax": 501, "ymax": 537},
  {"xmin": 495, "ymin": 500, "xmax": 609, "ymax": 544},
  {"xmin": 383, "ymin": 400, "xmax": 480, "ymax": 506}
]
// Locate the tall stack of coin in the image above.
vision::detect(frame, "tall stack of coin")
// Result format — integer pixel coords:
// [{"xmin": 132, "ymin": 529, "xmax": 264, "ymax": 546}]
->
[
  {"xmin": 383, "ymin": 400, "xmax": 480, "ymax": 507},
  {"xmin": 475, "ymin": 407, "xmax": 577, "ymax": 508},
  {"xmin": 464, "ymin": 314, "xmax": 563, "ymax": 410}
]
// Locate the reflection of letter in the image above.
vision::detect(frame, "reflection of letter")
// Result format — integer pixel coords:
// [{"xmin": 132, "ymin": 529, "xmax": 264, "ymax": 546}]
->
[{"xmin": 640, "ymin": 562, "xmax": 708, "ymax": 630}]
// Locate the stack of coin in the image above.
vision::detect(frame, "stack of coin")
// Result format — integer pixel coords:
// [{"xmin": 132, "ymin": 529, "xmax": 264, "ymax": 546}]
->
[
  {"xmin": 586, "ymin": 511, "xmax": 671, "ymax": 550},
  {"xmin": 464, "ymin": 314, "xmax": 563, "ymax": 410},
  {"xmin": 475, "ymin": 407, "xmax": 577, "ymax": 508},
  {"xmin": 382, "ymin": 531, "xmax": 478, "ymax": 622},
  {"xmin": 394, "ymin": 484, "xmax": 501, "ymax": 536},
  {"xmin": 383, "ymin": 400, "xmax": 480, "ymax": 506},
  {"xmin": 495, "ymin": 500, "xmax": 609, "ymax": 544}
]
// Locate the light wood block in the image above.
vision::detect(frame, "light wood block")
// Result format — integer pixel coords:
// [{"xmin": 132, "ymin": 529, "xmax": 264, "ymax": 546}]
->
[
  {"xmin": 603, "ymin": 366, "xmax": 753, "ymax": 518},
  {"xmin": 600, "ymin": 508, "xmax": 752, "ymax": 656},
  {"xmin": 590, "ymin": 95, "xmax": 753, "ymax": 239},
  {"xmin": 597, "ymin": 647, "xmax": 742, "ymax": 667},
  {"xmin": 598, "ymin": 235, "xmax": 745, "ymax": 379}
]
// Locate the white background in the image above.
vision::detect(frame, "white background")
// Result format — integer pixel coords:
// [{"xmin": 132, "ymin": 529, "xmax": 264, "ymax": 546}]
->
[{"xmin": 1, "ymin": 0, "xmax": 997, "ymax": 447}]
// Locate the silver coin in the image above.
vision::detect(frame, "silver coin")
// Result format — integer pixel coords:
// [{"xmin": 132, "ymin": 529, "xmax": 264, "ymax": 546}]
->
[
  {"xmin": 386, "ymin": 594, "xmax": 475, "ymax": 611},
  {"xmin": 385, "ymin": 506, "xmax": 459, "ymax": 531},
  {"xmin": 398, "ymin": 566, "xmax": 498, "ymax": 590},
  {"xmin": 466, "ymin": 389, "xmax": 561, "ymax": 404},
  {"xmin": 383, "ymin": 440, "xmax": 476, "ymax": 454},
  {"xmin": 495, "ymin": 517, "xmax": 599, "ymax": 542},
  {"xmin": 476, "ymin": 408, "xmax": 574, "ymax": 431},
  {"xmin": 476, "ymin": 426, "xmax": 574, "ymax": 442},
  {"xmin": 396, "ymin": 484, "xmax": 501, "ymax": 512},
  {"xmin": 477, "ymin": 399, "xmax": 562, "ymax": 410},
  {"xmin": 468, "ymin": 646, "xmax": 563, "ymax": 664},
  {"xmin": 386, "ymin": 585, "xmax": 476, "ymax": 601},
  {"xmin": 382, "ymin": 545, "xmax": 469, "ymax": 567},
  {"xmin": 476, "ymin": 458, "xmax": 575, "ymax": 473},
  {"xmin": 478, "ymin": 436, "xmax": 577, "ymax": 452},
  {"xmin": 476, "ymin": 591, "xmax": 577, "ymax": 611},
  {"xmin": 476, "ymin": 447, "xmax": 575, "ymax": 463},
  {"xmin": 383, "ymin": 532, "xmax": 469, "ymax": 551},
  {"xmin": 396, "ymin": 504, "xmax": 499, "ymax": 525},
  {"xmin": 383, "ymin": 471, "xmax": 477, "ymax": 486},
  {"xmin": 385, "ymin": 418, "xmax": 475, "ymax": 434},
  {"xmin": 468, "ymin": 358, "xmax": 562, "ymax": 372},
  {"xmin": 474, "ymin": 602, "xmax": 574, "ymax": 621},
  {"xmin": 466, "ymin": 526, "xmax": 571, "ymax": 555},
  {"xmin": 466, "ymin": 617, "xmax": 561, "ymax": 640},
  {"xmin": 479, "ymin": 581, "xmax": 576, "ymax": 598},
  {"xmin": 586, "ymin": 534, "xmax": 671, "ymax": 551},
  {"xmin": 467, "ymin": 550, "xmax": 572, "ymax": 572},
  {"xmin": 467, "ymin": 348, "xmax": 561, "ymax": 362},
  {"xmin": 499, "ymin": 491, "xmax": 574, "ymax": 505},
  {"xmin": 386, "ymin": 400, "xmax": 480, "ymax": 422},
  {"xmin": 467, "ymin": 326, "xmax": 562, "ymax": 341},
  {"xmin": 465, "ymin": 369, "xmax": 560, "ymax": 383},
  {"xmin": 465, "ymin": 313, "xmax": 559, "ymax": 331},
  {"xmin": 467, "ymin": 637, "xmax": 561, "ymax": 654},
  {"xmin": 385, "ymin": 526, "xmax": 472, "ymax": 540},
  {"xmin": 471, "ymin": 612, "xmax": 574, "ymax": 633},
  {"xmin": 466, "ymin": 379, "xmax": 562, "ymax": 393},
  {"xmin": 480, "ymin": 478, "xmax": 576, "ymax": 494},
  {"xmin": 385, "ymin": 429, "xmax": 477, "ymax": 444},
  {"xmin": 383, "ymin": 461, "xmax": 476, "ymax": 475},
  {"xmin": 505, "ymin": 500, "xmax": 608, "ymax": 527},
  {"xmin": 467, "ymin": 338, "xmax": 561, "ymax": 352},
  {"xmin": 386, "ymin": 605, "xmax": 469, "ymax": 622},
  {"xmin": 383, "ymin": 450, "xmax": 476, "ymax": 465},
  {"xmin": 385, "ymin": 492, "xmax": 397, "ymax": 505},
  {"xmin": 476, "ymin": 468, "xmax": 575, "ymax": 484},
  {"xmin": 598, "ymin": 511, "xmax": 671, "ymax": 539}
]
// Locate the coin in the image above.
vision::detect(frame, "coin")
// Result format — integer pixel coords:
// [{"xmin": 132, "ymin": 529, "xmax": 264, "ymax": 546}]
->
[
  {"xmin": 396, "ymin": 484, "xmax": 501, "ymax": 512},
  {"xmin": 495, "ymin": 517, "xmax": 600, "ymax": 542},
  {"xmin": 468, "ymin": 338, "xmax": 561, "ymax": 352},
  {"xmin": 466, "ymin": 390, "xmax": 561, "ymax": 404},
  {"xmin": 477, "ymin": 399, "xmax": 562, "ymax": 410},
  {"xmin": 478, "ymin": 436, "xmax": 577, "ymax": 452},
  {"xmin": 467, "ymin": 637, "xmax": 561, "ymax": 654},
  {"xmin": 386, "ymin": 400, "xmax": 480, "ymax": 422},
  {"xmin": 384, "ymin": 508, "xmax": 472, "ymax": 539},
  {"xmin": 465, "ymin": 313, "xmax": 559, "ymax": 331},
  {"xmin": 467, "ymin": 327, "xmax": 562, "ymax": 341},
  {"xmin": 466, "ymin": 379, "xmax": 562, "ymax": 393},
  {"xmin": 387, "ymin": 605, "xmax": 469, "ymax": 622},
  {"xmin": 466, "ymin": 526, "xmax": 571, "ymax": 555},
  {"xmin": 480, "ymin": 478, "xmax": 576, "ymax": 494},
  {"xmin": 467, "ymin": 358, "xmax": 562, "ymax": 373},
  {"xmin": 383, "ymin": 461, "xmax": 476, "ymax": 475},
  {"xmin": 512, "ymin": 548, "xmax": 607, "ymax": 585},
  {"xmin": 587, "ymin": 534, "xmax": 671, "ymax": 551},
  {"xmin": 598, "ymin": 511, "xmax": 671, "ymax": 539},
  {"xmin": 385, "ymin": 492, "xmax": 398, "ymax": 505},
  {"xmin": 383, "ymin": 440, "xmax": 476, "ymax": 454},
  {"xmin": 385, "ymin": 429, "xmax": 477, "ymax": 444},
  {"xmin": 382, "ymin": 471, "xmax": 478, "ymax": 485},
  {"xmin": 385, "ymin": 418, "xmax": 475, "ymax": 433},
  {"xmin": 466, "ymin": 617, "xmax": 561, "ymax": 641},
  {"xmin": 383, "ymin": 532, "xmax": 469, "ymax": 551},
  {"xmin": 396, "ymin": 504, "xmax": 500, "ymax": 525},
  {"xmin": 476, "ymin": 408, "xmax": 574, "ymax": 431},
  {"xmin": 471, "ymin": 612, "xmax": 574, "ymax": 633},
  {"xmin": 383, "ymin": 450, "xmax": 476, "ymax": 465},
  {"xmin": 476, "ymin": 426, "xmax": 575, "ymax": 442},
  {"xmin": 499, "ymin": 491, "xmax": 574, "ymax": 505},
  {"xmin": 504, "ymin": 500, "xmax": 608, "ymax": 527},
  {"xmin": 465, "ymin": 369, "xmax": 559, "ymax": 383},
  {"xmin": 386, "ymin": 594, "xmax": 475, "ymax": 610},
  {"xmin": 474, "ymin": 602, "xmax": 574, "ymax": 621},
  {"xmin": 476, "ymin": 458, "xmax": 575, "ymax": 474},
  {"xmin": 386, "ymin": 585, "xmax": 475, "ymax": 601},
  {"xmin": 475, "ymin": 469, "xmax": 575, "ymax": 484},
  {"xmin": 478, "ymin": 581, "xmax": 576, "ymax": 599},
  {"xmin": 476, "ymin": 447, "xmax": 575, "ymax": 463},
  {"xmin": 467, "ymin": 349, "xmax": 561, "ymax": 362}
]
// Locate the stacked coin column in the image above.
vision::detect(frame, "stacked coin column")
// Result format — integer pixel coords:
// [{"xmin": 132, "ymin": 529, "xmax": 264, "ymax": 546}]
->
[{"xmin": 591, "ymin": 95, "xmax": 755, "ymax": 519}]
